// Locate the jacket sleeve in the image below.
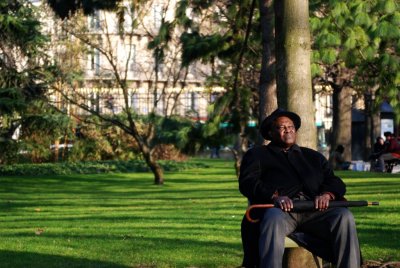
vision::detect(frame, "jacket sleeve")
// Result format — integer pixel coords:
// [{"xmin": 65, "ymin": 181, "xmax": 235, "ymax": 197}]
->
[
  {"xmin": 318, "ymin": 153, "xmax": 346, "ymax": 199},
  {"xmin": 238, "ymin": 148, "xmax": 276, "ymax": 204}
]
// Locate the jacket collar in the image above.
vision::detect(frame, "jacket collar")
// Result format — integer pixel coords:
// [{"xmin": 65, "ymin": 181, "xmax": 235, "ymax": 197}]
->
[{"xmin": 268, "ymin": 142, "xmax": 301, "ymax": 153}]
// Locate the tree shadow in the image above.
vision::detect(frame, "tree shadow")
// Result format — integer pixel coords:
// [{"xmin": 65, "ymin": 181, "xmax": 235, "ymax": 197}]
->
[{"xmin": 0, "ymin": 250, "xmax": 130, "ymax": 268}]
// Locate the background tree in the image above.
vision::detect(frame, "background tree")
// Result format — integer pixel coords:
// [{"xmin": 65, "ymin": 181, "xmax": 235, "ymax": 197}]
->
[
  {"xmin": 310, "ymin": 0, "xmax": 400, "ymax": 159},
  {"xmin": 258, "ymin": 0, "xmax": 278, "ymax": 144},
  {"xmin": 176, "ymin": 0, "xmax": 261, "ymax": 174},
  {"xmin": 272, "ymin": 0, "xmax": 321, "ymax": 263},
  {"xmin": 0, "ymin": 0, "xmax": 63, "ymax": 164},
  {"xmin": 275, "ymin": 0, "xmax": 316, "ymax": 148},
  {"xmin": 45, "ymin": 0, "xmax": 208, "ymax": 184}
]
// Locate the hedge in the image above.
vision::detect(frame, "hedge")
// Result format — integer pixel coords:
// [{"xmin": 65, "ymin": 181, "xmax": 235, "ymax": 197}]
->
[{"xmin": 0, "ymin": 160, "xmax": 209, "ymax": 176}]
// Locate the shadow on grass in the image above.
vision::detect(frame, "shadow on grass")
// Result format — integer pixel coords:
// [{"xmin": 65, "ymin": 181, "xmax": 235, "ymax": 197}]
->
[
  {"xmin": 338, "ymin": 171, "xmax": 400, "ymax": 179},
  {"xmin": 0, "ymin": 250, "xmax": 129, "ymax": 268},
  {"xmin": 358, "ymin": 225, "xmax": 400, "ymax": 253},
  {"xmin": 0, "ymin": 233, "xmax": 243, "ymax": 267}
]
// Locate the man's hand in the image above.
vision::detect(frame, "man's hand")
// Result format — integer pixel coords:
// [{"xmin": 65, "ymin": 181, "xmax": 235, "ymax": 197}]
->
[
  {"xmin": 274, "ymin": 196, "xmax": 293, "ymax": 212},
  {"xmin": 315, "ymin": 193, "xmax": 332, "ymax": 211}
]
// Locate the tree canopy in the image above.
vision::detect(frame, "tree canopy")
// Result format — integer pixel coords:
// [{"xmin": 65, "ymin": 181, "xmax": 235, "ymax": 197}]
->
[
  {"xmin": 311, "ymin": 0, "xmax": 400, "ymax": 116},
  {"xmin": 0, "ymin": 0, "xmax": 49, "ymax": 115},
  {"xmin": 46, "ymin": 0, "xmax": 121, "ymax": 19},
  {"xmin": 0, "ymin": 0, "xmax": 61, "ymax": 163}
]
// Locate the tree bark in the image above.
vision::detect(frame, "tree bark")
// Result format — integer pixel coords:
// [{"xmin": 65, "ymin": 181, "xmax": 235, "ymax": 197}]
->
[
  {"xmin": 365, "ymin": 88, "xmax": 380, "ymax": 160},
  {"xmin": 128, "ymin": 119, "xmax": 165, "ymax": 185},
  {"xmin": 144, "ymin": 152, "xmax": 164, "ymax": 185},
  {"xmin": 364, "ymin": 92, "xmax": 373, "ymax": 160},
  {"xmin": 275, "ymin": 0, "xmax": 316, "ymax": 149},
  {"xmin": 331, "ymin": 86, "xmax": 352, "ymax": 162},
  {"xmin": 258, "ymin": 0, "xmax": 278, "ymax": 145},
  {"xmin": 53, "ymin": 139, "xmax": 60, "ymax": 162}
]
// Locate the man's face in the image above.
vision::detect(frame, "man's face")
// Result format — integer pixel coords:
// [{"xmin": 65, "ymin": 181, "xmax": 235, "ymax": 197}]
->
[{"xmin": 270, "ymin": 116, "xmax": 296, "ymax": 148}]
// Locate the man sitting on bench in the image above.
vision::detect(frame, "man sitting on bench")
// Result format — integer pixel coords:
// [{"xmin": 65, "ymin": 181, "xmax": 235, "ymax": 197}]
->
[{"xmin": 238, "ymin": 109, "xmax": 361, "ymax": 268}]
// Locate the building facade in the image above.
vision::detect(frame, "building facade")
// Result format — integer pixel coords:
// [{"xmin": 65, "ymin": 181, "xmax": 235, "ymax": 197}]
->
[{"xmin": 38, "ymin": 0, "xmax": 223, "ymax": 122}]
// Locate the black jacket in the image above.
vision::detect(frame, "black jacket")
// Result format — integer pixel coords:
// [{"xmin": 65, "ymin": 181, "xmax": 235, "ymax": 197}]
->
[{"xmin": 239, "ymin": 143, "xmax": 346, "ymax": 204}]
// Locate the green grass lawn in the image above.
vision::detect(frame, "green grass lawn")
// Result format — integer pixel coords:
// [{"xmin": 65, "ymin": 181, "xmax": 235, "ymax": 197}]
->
[{"xmin": 0, "ymin": 159, "xmax": 399, "ymax": 267}]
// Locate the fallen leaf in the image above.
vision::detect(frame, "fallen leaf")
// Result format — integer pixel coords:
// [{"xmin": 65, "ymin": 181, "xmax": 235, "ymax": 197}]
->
[{"xmin": 35, "ymin": 228, "xmax": 44, "ymax": 235}]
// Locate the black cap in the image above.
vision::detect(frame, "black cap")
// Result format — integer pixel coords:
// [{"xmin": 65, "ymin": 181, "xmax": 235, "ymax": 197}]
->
[{"xmin": 260, "ymin": 108, "xmax": 301, "ymax": 140}]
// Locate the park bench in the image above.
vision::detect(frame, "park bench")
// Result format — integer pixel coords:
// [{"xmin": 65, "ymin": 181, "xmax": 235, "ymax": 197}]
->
[
  {"xmin": 385, "ymin": 153, "xmax": 400, "ymax": 173},
  {"xmin": 370, "ymin": 152, "xmax": 400, "ymax": 173}
]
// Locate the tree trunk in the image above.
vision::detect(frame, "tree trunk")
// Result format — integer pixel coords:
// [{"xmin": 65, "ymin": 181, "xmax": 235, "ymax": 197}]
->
[
  {"xmin": 142, "ymin": 146, "xmax": 164, "ymax": 185},
  {"xmin": 258, "ymin": 0, "xmax": 277, "ymax": 145},
  {"xmin": 275, "ymin": 0, "xmax": 316, "ymax": 149},
  {"xmin": 53, "ymin": 139, "xmax": 60, "ymax": 162},
  {"xmin": 364, "ymin": 92, "xmax": 373, "ymax": 160},
  {"xmin": 372, "ymin": 110, "xmax": 381, "ymax": 141},
  {"xmin": 366, "ymin": 89, "xmax": 380, "ymax": 160},
  {"xmin": 130, "ymin": 122, "xmax": 165, "ymax": 185},
  {"xmin": 331, "ymin": 86, "xmax": 352, "ymax": 162},
  {"xmin": 273, "ymin": 1, "xmax": 319, "ymax": 263},
  {"xmin": 232, "ymin": 124, "xmax": 249, "ymax": 178},
  {"xmin": 231, "ymin": 147, "xmax": 241, "ymax": 178},
  {"xmin": 61, "ymin": 134, "xmax": 68, "ymax": 161}
]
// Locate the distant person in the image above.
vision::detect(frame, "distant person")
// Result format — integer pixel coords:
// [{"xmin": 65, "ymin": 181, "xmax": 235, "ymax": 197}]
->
[
  {"xmin": 373, "ymin": 137, "xmax": 385, "ymax": 155},
  {"xmin": 382, "ymin": 132, "xmax": 400, "ymax": 154},
  {"xmin": 330, "ymin": 145, "xmax": 351, "ymax": 170},
  {"xmin": 210, "ymin": 145, "xmax": 220, "ymax": 158},
  {"xmin": 377, "ymin": 132, "xmax": 400, "ymax": 172},
  {"xmin": 371, "ymin": 137, "xmax": 385, "ymax": 172}
]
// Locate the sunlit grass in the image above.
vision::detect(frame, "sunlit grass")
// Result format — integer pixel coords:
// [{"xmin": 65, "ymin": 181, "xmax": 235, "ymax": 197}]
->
[
  {"xmin": 340, "ymin": 172, "xmax": 400, "ymax": 262},
  {"xmin": 0, "ymin": 159, "xmax": 399, "ymax": 267}
]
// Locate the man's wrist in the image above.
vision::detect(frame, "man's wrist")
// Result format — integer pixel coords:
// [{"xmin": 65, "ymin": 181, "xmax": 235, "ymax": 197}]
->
[
  {"xmin": 322, "ymin": 192, "xmax": 335, "ymax": 200},
  {"xmin": 271, "ymin": 190, "xmax": 279, "ymax": 202}
]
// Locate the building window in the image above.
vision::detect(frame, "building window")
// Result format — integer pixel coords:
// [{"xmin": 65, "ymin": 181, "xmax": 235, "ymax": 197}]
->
[
  {"xmin": 130, "ymin": 92, "xmax": 139, "ymax": 110},
  {"xmin": 191, "ymin": 92, "xmax": 199, "ymax": 111},
  {"xmin": 123, "ymin": 2, "xmax": 135, "ymax": 31},
  {"xmin": 189, "ymin": 62, "xmax": 198, "ymax": 77},
  {"xmin": 88, "ymin": 48, "xmax": 94, "ymax": 70},
  {"xmin": 154, "ymin": 91, "xmax": 164, "ymax": 115},
  {"xmin": 129, "ymin": 45, "xmax": 136, "ymax": 73},
  {"xmin": 153, "ymin": 4, "xmax": 162, "ymax": 29},
  {"xmin": 89, "ymin": 92, "xmax": 99, "ymax": 112},
  {"xmin": 156, "ymin": 62, "xmax": 164, "ymax": 79},
  {"xmin": 210, "ymin": 93, "xmax": 219, "ymax": 103},
  {"xmin": 88, "ymin": 46, "xmax": 101, "ymax": 73},
  {"xmin": 325, "ymin": 95, "xmax": 333, "ymax": 116},
  {"xmin": 89, "ymin": 11, "xmax": 100, "ymax": 30},
  {"xmin": 89, "ymin": 48, "xmax": 101, "ymax": 75},
  {"xmin": 183, "ymin": 91, "xmax": 192, "ymax": 112}
]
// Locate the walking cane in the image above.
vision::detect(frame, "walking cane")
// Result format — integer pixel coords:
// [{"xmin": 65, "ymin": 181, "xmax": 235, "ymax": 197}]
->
[{"xmin": 246, "ymin": 200, "xmax": 379, "ymax": 223}]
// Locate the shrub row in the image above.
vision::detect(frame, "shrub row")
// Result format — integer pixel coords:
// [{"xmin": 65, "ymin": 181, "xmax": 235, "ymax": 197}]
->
[{"xmin": 0, "ymin": 160, "xmax": 208, "ymax": 176}]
